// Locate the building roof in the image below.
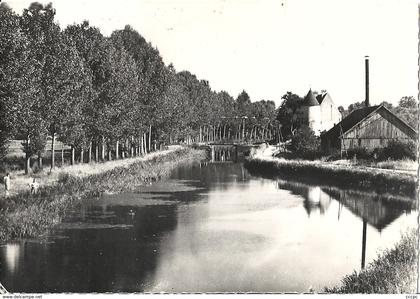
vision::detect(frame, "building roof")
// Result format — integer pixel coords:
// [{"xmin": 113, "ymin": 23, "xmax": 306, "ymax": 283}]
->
[
  {"xmin": 303, "ymin": 89, "xmax": 320, "ymax": 106},
  {"xmin": 321, "ymin": 105, "xmax": 379, "ymax": 139},
  {"xmin": 321, "ymin": 104, "xmax": 418, "ymax": 140},
  {"xmin": 316, "ymin": 93, "xmax": 327, "ymax": 104}
]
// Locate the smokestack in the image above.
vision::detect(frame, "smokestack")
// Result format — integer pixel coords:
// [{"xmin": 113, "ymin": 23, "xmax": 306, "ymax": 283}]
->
[{"xmin": 365, "ymin": 55, "xmax": 369, "ymax": 107}]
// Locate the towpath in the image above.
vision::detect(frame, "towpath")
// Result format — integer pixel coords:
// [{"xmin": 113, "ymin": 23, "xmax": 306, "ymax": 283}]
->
[{"xmin": 1, "ymin": 145, "xmax": 181, "ymax": 198}]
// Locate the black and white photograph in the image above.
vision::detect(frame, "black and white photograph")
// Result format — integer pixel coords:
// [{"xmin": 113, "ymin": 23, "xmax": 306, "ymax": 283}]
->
[{"xmin": 0, "ymin": 0, "xmax": 418, "ymax": 295}]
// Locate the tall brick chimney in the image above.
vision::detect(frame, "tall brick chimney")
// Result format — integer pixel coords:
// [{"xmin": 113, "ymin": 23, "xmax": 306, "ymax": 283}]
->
[{"xmin": 365, "ymin": 56, "xmax": 369, "ymax": 107}]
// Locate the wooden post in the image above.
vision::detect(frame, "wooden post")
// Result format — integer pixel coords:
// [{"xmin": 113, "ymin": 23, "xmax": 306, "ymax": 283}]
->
[{"xmin": 361, "ymin": 220, "xmax": 367, "ymax": 269}]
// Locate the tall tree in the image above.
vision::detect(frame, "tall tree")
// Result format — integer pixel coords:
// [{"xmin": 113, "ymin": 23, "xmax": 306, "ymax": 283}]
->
[
  {"xmin": 276, "ymin": 92, "xmax": 303, "ymax": 138},
  {"xmin": 0, "ymin": 3, "xmax": 44, "ymax": 172},
  {"xmin": 21, "ymin": 3, "xmax": 94, "ymax": 169}
]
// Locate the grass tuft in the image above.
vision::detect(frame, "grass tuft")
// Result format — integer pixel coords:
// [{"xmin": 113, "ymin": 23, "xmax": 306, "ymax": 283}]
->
[{"xmin": 325, "ymin": 229, "xmax": 418, "ymax": 293}]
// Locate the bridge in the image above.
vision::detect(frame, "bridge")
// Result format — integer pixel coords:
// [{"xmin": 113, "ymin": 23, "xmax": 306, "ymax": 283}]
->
[{"xmin": 198, "ymin": 142, "xmax": 264, "ymax": 162}]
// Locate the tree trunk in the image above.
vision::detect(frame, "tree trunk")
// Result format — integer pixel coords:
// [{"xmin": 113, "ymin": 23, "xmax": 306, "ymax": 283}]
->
[
  {"xmin": 148, "ymin": 125, "xmax": 152, "ymax": 152},
  {"xmin": 213, "ymin": 126, "xmax": 216, "ymax": 142},
  {"xmin": 95, "ymin": 141, "xmax": 99, "ymax": 162},
  {"xmin": 25, "ymin": 154, "xmax": 30, "ymax": 175},
  {"xmin": 61, "ymin": 147, "xmax": 64, "ymax": 166},
  {"xmin": 51, "ymin": 131, "xmax": 55, "ymax": 169},
  {"xmin": 108, "ymin": 147, "xmax": 112, "ymax": 161},
  {"xmin": 122, "ymin": 140, "xmax": 125, "ymax": 159},
  {"xmin": 130, "ymin": 137, "xmax": 134, "ymax": 157},
  {"xmin": 37, "ymin": 152, "xmax": 43, "ymax": 169},
  {"xmin": 139, "ymin": 135, "xmax": 142, "ymax": 155},
  {"xmin": 25, "ymin": 135, "xmax": 30, "ymax": 175},
  {"xmin": 88, "ymin": 142, "xmax": 92, "ymax": 163},
  {"xmin": 71, "ymin": 146, "xmax": 75, "ymax": 165},
  {"xmin": 80, "ymin": 148, "xmax": 84, "ymax": 164},
  {"xmin": 116, "ymin": 140, "xmax": 119, "ymax": 160},
  {"xmin": 141, "ymin": 135, "xmax": 144, "ymax": 154},
  {"xmin": 101, "ymin": 136, "xmax": 105, "ymax": 161},
  {"xmin": 143, "ymin": 132, "xmax": 147, "ymax": 154},
  {"xmin": 243, "ymin": 121, "xmax": 246, "ymax": 141}
]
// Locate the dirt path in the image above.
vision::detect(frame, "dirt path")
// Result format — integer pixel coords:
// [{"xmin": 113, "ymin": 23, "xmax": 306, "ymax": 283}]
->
[{"xmin": 1, "ymin": 146, "xmax": 180, "ymax": 198}]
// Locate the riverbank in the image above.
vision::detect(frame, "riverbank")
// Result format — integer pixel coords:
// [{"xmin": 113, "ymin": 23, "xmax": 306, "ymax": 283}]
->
[
  {"xmin": 0, "ymin": 147, "xmax": 206, "ymax": 243},
  {"xmin": 244, "ymin": 157, "xmax": 417, "ymax": 196},
  {"xmin": 325, "ymin": 229, "xmax": 418, "ymax": 293},
  {"xmin": 1, "ymin": 146, "xmax": 181, "ymax": 198}
]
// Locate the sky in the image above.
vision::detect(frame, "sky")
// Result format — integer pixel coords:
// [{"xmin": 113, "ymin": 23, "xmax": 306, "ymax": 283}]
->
[{"xmin": 4, "ymin": 0, "xmax": 419, "ymax": 108}]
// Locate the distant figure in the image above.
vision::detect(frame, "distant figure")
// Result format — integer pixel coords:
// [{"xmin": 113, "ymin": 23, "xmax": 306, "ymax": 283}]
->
[
  {"xmin": 30, "ymin": 178, "xmax": 39, "ymax": 194},
  {"xmin": 3, "ymin": 173, "xmax": 10, "ymax": 196}
]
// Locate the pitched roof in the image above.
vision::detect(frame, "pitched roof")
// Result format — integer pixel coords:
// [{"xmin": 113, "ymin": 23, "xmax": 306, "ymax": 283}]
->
[
  {"xmin": 316, "ymin": 92, "xmax": 334, "ymax": 105},
  {"xmin": 303, "ymin": 89, "xmax": 320, "ymax": 106},
  {"xmin": 321, "ymin": 104, "xmax": 418, "ymax": 140},
  {"xmin": 316, "ymin": 93, "xmax": 327, "ymax": 104},
  {"xmin": 321, "ymin": 105, "xmax": 379, "ymax": 138}
]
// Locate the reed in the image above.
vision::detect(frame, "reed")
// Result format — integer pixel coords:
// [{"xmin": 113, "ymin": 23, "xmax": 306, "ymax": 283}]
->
[
  {"xmin": 325, "ymin": 229, "xmax": 418, "ymax": 293},
  {"xmin": 0, "ymin": 147, "xmax": 206, "ymax": 242},
  {"xmin": 244, "ymin": 158, "xmax": 416, "ymax": 197}
]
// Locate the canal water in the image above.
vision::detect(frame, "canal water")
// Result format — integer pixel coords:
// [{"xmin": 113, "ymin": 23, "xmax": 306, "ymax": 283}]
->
[{"xmin": 0, "ymin": 162, "xmax": 416, "ymax": 293}]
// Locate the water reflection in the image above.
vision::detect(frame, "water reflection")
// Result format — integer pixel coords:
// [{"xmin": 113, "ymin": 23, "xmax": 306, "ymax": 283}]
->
[
  {"xmin": 276, "ymin": 179, "xmax": 412, "ymax": 231},
  {"xmin": 277, "ymin": 181, "xmax": 332, "ymax": 216},
  {"xmin": 275, "ymin": 179, "xmax": 414, "ymax": 271},
  {"xmin": 4, "ymin": 243, "xmax": 21, "ymax": 275},
  {"xmin": 0, "ymin": 163, "xmax": 416, "ymax": 293}
]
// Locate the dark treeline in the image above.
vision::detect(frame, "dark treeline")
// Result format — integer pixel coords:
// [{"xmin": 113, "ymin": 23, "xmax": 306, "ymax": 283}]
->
[{"xmin": 0, "ymin": 2, "xmax": 278, "ymax": 173}]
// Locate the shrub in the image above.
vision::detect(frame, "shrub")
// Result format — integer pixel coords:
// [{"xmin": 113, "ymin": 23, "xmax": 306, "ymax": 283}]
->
[
  {"xmin": 346, "ymin": 147, "xmax": 371, "ymax": 160},
  {"xmin": 379, "ymin": 140, "xmax": 417, "ymax": 161},
  {"xmin": 290, "ymin": 126, "xmax": 321, "ymax": 160}
]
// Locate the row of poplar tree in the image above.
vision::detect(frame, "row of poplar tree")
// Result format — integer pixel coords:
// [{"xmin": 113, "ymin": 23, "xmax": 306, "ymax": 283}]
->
[{"xmin": 0, "ymin": 2, "xmax": 278, "ymax": 173}]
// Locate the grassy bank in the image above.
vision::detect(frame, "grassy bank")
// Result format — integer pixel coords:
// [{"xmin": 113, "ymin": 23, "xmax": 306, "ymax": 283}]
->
[
  {"xmin": 0, "ymin": 147, "xmax": 206, "ymax": 243},
  {"xmin": 325, "ymin": 229, "xmax": 418, "ymax": 293},
  {"xmin": 244, "ymin": 157, "xmax": 416, "ymax": 197}
]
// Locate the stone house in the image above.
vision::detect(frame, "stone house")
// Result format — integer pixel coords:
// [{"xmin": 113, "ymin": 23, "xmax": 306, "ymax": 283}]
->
[{"xmin": 295, "ymin": 89, "xmax": 342, "ymax": 136}]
